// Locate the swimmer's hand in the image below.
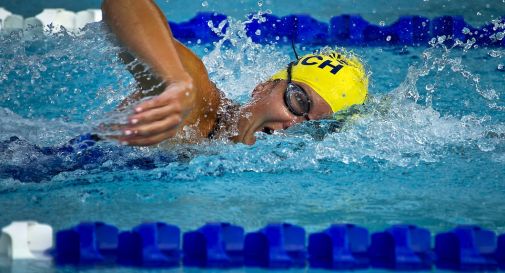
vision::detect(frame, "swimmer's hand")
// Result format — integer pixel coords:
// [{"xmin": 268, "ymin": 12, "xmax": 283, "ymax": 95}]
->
[{"xmin": 117, "ymin": 75, "xmax": 195, "ymax": 146}]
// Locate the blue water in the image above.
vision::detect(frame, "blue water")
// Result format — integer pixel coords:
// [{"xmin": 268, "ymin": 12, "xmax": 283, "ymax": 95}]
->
[{"xmin": 1, "ymin": 2, "xmax": 505, "ymax": 272}]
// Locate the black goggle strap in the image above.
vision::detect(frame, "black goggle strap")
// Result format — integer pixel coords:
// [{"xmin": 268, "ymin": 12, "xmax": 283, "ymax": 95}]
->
[
  {"xmin": 291, "ymin": 38, "xmax": 300, "ymax": 60},
  {"xmin": 287, "ymin": 62, "xmax": 293, "ymax": 83}
]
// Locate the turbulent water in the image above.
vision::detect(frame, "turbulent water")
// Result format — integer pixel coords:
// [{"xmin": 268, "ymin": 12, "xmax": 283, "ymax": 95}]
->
[{"xmin": 0, "ymin": 12, "xmax": 504, "ymax": 237}]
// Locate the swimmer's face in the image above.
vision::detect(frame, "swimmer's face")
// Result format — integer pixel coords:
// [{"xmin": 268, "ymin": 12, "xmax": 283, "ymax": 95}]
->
[{"xmin": 234, "ymin": 80, "xmax": 332, "ymax": 145}]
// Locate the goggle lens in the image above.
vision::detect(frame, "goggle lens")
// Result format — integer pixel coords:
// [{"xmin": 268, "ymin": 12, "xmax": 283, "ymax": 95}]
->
[{"xmin": 285, "ymin": 83, "xmax": 311, "ymax": 116}]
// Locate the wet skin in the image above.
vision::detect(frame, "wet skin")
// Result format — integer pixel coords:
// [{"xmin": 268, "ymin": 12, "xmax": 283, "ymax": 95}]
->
[{"xmin": 233, "ymin": 80, "xmax": 333, "ymax": 145}]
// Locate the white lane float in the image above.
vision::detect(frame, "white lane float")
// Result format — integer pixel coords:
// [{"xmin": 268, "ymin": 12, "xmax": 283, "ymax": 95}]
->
[
  {"xmin": 0, "ymin": 7, "xmax": 12, "ymax": 30},
  {"xmin": 3, "ymin": 14, "xmax": 23, "ymax": 33},
  {"xmin": 36, "ymin": 8, "xmax": 76, "ymax": 33},
  {"xmin": 0, "ymin": 221, "xmax": 53, "ymax": 260},
  {"xmin": 0, "ymin": 7, "xmax": 102, "ymax": 34}
]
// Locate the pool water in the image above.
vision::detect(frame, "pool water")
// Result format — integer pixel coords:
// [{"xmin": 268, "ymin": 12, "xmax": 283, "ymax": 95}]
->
[{"xmin": 0, "ymin": 4, "xmax": 505, "ymax": 273}]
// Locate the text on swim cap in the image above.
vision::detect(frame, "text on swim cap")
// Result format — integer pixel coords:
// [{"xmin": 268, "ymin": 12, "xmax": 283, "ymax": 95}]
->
[{"xmin": 296, "ymin": 55, "xmax": 344, "ymax": 75}]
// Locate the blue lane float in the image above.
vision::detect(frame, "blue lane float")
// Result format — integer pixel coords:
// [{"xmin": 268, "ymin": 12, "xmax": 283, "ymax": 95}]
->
[
  {"xmin": 498, "ymin": 234, "xmax": 505, "ymax": 270},
  {"xmin": 55, "ymin": 222, "xmax": 118, "ymax": 265},
  {"xmin": 169, "ymin": 12, "xmax": 505, "ymax": 47},
  {"xmin": 49, "ymin": 222, "xmax": 505, "ymax": 270},
  {"xmin": 117, "ymin": 222, "xmax": 180, "ymax": 267},
  {"xmin": 244, "ymin": 223, "xmax": 306, "ymax": 268},
  {"xmin": 183, "ymin": 222, "xmax": 244, "ymax": 268},
  {"xmin": 308, "ymin": 224, "xmax": 369, "ymax": 269},
  {"xmin": 369, "ymin": 225, "xmax": 433, "ymax": 270},
  {"xmin": 435, "ymin": 225, "xmax": 498, "ymax": 271}
]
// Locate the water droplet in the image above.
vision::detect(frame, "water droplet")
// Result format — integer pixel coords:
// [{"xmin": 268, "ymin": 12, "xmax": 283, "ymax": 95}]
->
[
  {"xmin": 379, "ymin": 21, "xmax": 385, "ymax": 26},
  {"xmin": 425, "ymin": 84, "xmax": 435, "ymax": 91},
  {"xmin": 197, "ymin": 39, "xmax": 201, "ymax": 44},
  {"xmin": 421, "ymin": 21, "xmax": 427, "ymax": 27},
  {"xmin": 497, "ymin": 64, "xmax": 504, "ymax": 71},
  {"xmin": 489, "ymin": 50, "xmax": 500, "ymax": 57},
  {"xmin": 275, "ymin": 36, "xmax": 280, "ymax": 40},
  {"xmin": 495, "ymin": 32, "xmax": 504, "ymax": 40},
  {"xmin": 386, "ymin": 35, "xmax": 392, "ymax": 41},
  {"xmin": 462, "ymin": 27, "xmax": 470, "ymax": 34},
  {"xmin": 476, "ymin": 11, "xmax": 482, "ymax": 16},
  {"xmin": 201, "ymin": 1, "xmax": 208, "ymax": 7},
  {"xmin": 257, "ymin": 0, "xmax": 263, "ymax": 7},
  {"xmin": 255, "ymin": 29, "xmax": 261, "ymax": 36}
]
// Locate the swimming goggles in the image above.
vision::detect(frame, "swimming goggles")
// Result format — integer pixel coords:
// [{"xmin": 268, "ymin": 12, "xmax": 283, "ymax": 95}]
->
[{"xmin": 284, "ymin": 62, "xmax": 312, "ymax": 120}]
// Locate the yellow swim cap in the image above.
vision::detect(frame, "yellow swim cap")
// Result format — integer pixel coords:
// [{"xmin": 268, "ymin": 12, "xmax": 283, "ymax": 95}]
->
[{"xmin": 271, "ymin": 51, "xmax": 368, "ymax": 113}]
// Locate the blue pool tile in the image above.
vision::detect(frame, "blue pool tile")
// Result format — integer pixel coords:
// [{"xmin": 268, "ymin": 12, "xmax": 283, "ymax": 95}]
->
[
  {"xmin": 435, "ymin": 225, "xmax": 497, "ymax": 271},
  {"xmin": 117, "ymin": 222, "xmax": 180, "ymax": 267},
  {"xmin": 55, "ymin": 222, "xmax": 118, "ymax": 265},
  {"xmin": 183, "ymin": 222, "xmax": 244, "ymax": 268},
  {"xmin": 369, "ymin": 224, "xmax": 433, "ymax": 270},
  {"xmin": 308, "ymin": 224, "xmax": 369, "ymax": 269},
  {"xmin": 244, "ymin": 223, "xmax": 306, "ymax": 268}
]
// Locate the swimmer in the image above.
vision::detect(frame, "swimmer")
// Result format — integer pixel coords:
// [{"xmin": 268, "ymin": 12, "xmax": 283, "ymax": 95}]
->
[{"xmin": 101, "ymin": 0, "xmax": 368, "ymax": 146}]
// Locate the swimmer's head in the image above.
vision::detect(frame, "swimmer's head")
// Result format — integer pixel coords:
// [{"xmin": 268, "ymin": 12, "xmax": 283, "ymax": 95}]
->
[
  {"xmin": 271, "ymin": 50, "xmax": 368, "ymax": 114},
  {"xmin": 233, "ymin": 50, "xmax": 368, "ymax": 145}
]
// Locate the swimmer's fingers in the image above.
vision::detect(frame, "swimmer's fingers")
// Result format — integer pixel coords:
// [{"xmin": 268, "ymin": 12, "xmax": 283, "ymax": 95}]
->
[
  {"xmin": 134, "ymin": 80, "xmax": 194, "ymax": 113},
  {"xmin": 124, "ymin": 115, "xmax": 181, "ymax": 137},
  {"xmin": 128, "ymin": 103, "xmax": 181, "ymax": 125}
]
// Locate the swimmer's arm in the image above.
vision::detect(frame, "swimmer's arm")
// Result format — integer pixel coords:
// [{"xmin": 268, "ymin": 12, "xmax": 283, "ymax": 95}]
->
[{"xmin": 102, "ymin": 0, "xmax": 220, "ymax": 145}]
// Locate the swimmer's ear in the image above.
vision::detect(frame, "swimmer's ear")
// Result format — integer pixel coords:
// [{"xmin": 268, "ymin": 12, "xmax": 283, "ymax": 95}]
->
[{"xmin": 251, "ymin": 79, "xmax": 280, "ymax": 98}]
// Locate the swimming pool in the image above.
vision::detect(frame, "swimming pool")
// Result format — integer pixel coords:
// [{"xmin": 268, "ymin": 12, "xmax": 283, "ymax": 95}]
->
[{"xmin": 1, "ymin": 0, "xmax": 505, "ymax": 272}]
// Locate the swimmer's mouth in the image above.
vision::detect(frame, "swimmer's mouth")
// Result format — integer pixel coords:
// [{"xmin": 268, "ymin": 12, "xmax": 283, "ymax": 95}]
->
[{"xmin": 262, "ymin": 127, "xmax": 274, "ymax": 135}]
